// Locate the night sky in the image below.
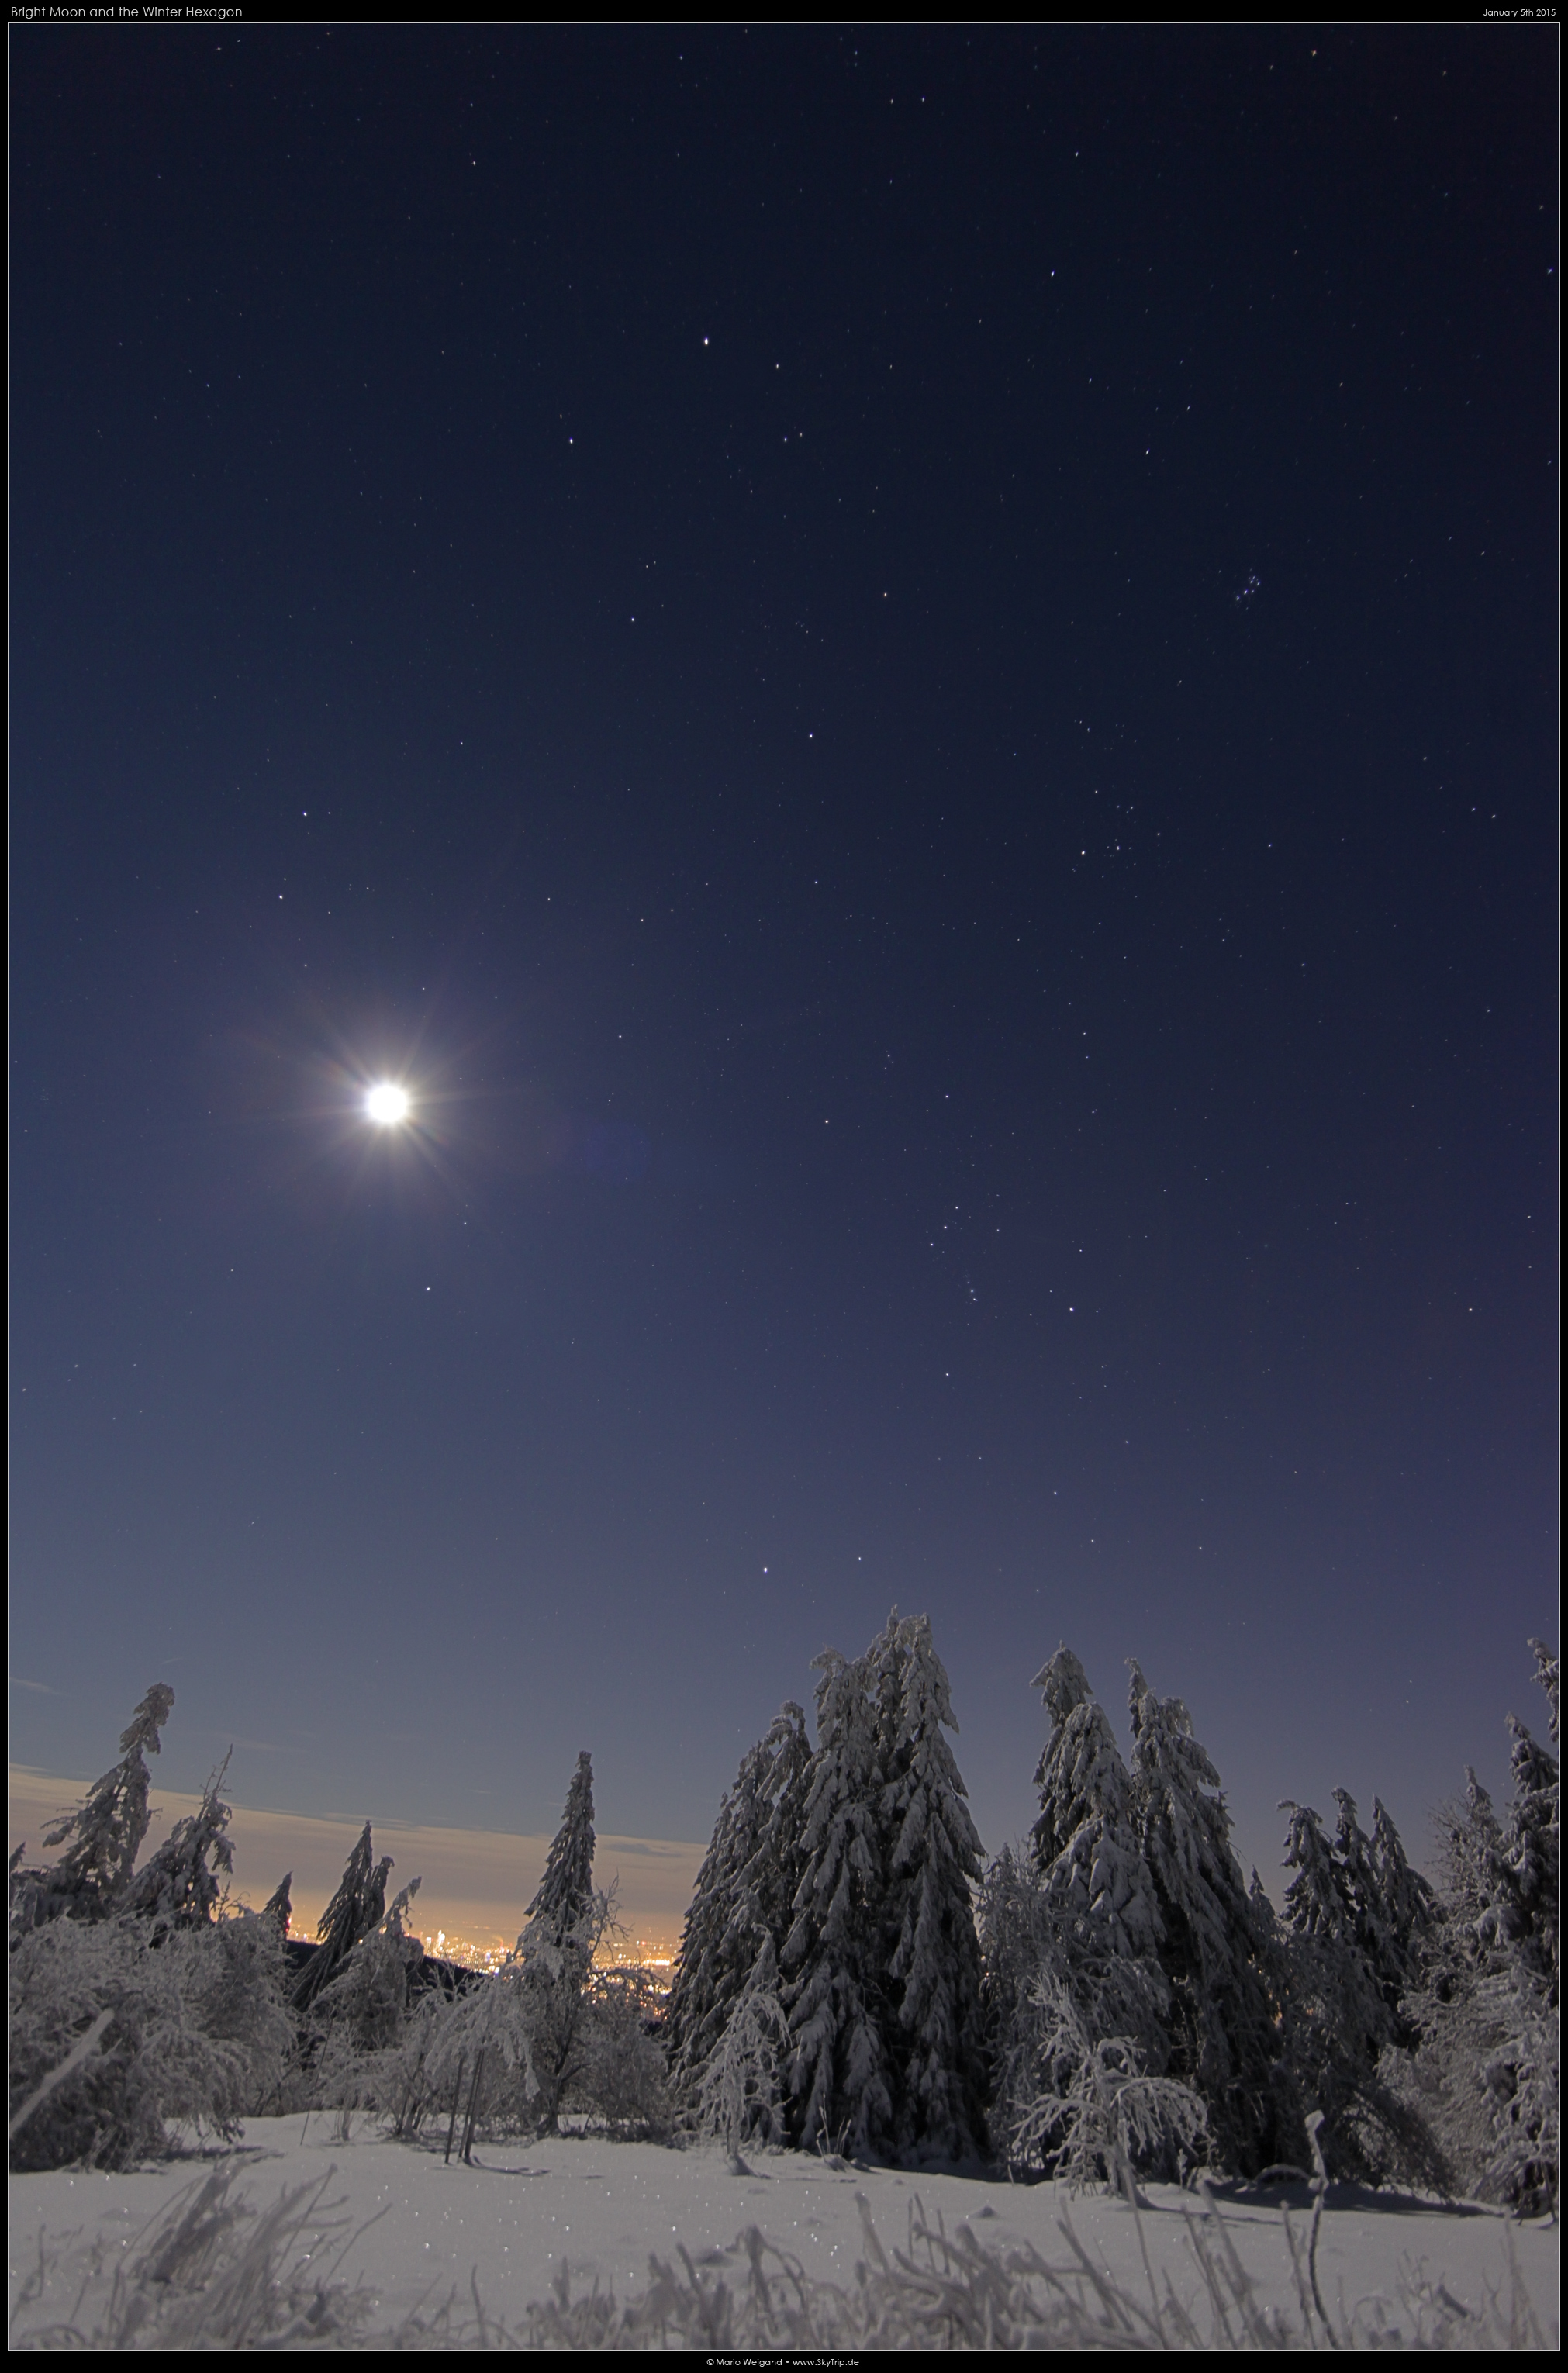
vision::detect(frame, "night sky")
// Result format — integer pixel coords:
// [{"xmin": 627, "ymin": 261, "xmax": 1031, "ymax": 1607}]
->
[{"xmin": 9, "ymin": 25, "xmax": 1558, "ymax": 1906}]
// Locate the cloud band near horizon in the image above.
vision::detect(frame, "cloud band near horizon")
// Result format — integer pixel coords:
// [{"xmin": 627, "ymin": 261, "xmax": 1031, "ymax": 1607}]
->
[{"xmin": 7, "ymin": 1768, "xmax": 705, "ymax": 1961}]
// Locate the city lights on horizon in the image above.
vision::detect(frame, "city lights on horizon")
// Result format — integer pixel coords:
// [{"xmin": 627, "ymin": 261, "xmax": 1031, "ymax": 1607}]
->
[
  {"xmin": 277, "ymin": 1915, "xmax": 675, "ymax": 1974},
  {"xmin": 411, "ymin": 1927, "xmax": 675, "ymax": 1975}
]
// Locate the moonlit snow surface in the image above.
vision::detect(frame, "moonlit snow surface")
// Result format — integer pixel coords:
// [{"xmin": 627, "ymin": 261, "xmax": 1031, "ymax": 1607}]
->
[
  {"xmin": 7, "ymin": 2123, "xmax": 1559, "ymax": 2348},
  {"xmin": 364, "ymin": 1083, "xmax": 409, "ymax": 1125}
]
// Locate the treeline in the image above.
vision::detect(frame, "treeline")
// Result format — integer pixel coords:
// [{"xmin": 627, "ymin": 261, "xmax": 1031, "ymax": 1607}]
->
[
  {"xmin": 9, "ymin": 1719, "xmax": 666, "ymax": 2169},
  {"xmin": 665, "ymin": 1615, "xmax": 1558, "ymax": 2212},
  {"xmin": 7, "ymin": 1625, "xmax": 1559, "ymax": 2216}
]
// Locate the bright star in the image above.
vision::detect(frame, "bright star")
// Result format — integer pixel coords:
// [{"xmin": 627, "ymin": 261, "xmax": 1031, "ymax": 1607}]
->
[{"xmin": 365, "ymin": 1083, "xmax": 410, "ymax": 1125}]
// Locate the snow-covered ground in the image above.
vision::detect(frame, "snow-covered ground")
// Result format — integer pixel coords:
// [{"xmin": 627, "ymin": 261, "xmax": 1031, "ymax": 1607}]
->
[{"xmin": 8, "ymin": 2120, "xmax": 1559, "ymax": 2349}]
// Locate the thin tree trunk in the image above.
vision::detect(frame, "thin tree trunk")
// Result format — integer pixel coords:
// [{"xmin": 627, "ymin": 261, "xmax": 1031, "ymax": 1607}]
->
[
  {"xmin": 461, "ymin": 2047, "xmax": 487, "ymax": 2164},
  {"xmin": 444, "ymin": 2055, "xmax": 466, "ymax": 2164}
]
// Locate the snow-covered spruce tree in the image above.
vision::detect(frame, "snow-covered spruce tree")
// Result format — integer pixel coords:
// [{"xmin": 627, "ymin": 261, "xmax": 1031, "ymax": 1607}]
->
[
  {"xmin": 8, "ymin": 1843, "xmax": 29, "ymax": 1942},
  {"xmin": 1125, "ymin": 1661, "xmax": 1283, "ymax": 2177},
  {"xmin": 123, "ymin": 1755, "xmax": 236, "ymax": 1935},
  {"xmin": 29, "ymin": 1684, "xmax": 175, "ymax": 1926},
  {"xmin": 666, "ymin": 1704, "xmax": 810, "ymax": 2111},
  {"xmin": 874, "ymin": 1611, "xmax": 989, "ymax": 2162},
  {"xmin": 527, "ymin": 1750, "xmax": 596, "ymax": 1945},
  {"xmin": 1275, "ymin": 1798, "xmax": 1441, "ymax": 2185},
  {"xmin": 513, "ymin": 1753, "xmax": 599, "ymax": 2133},
  {"xmin": 404, "ymin": 1757, "xmax": 657, "ymax": 2148},
  {"xmin": 983, "ymin": 1650, "xmax": 1173, "ymax": 2177},
  {"xmin": 260, "ymin": 1872, "xmax": 292, "ymax": 1934},
  {"xmin": 1469, "ymin": 1641, "xmax": 1557, "ymax": 2212},
  {"xmin": 1033, "ymin": 1649, "xmax": 1164, "ymax": 1974},
  {"xmin": 978, "ymin": 1842, "xmax": 1055, "ymax": 2159},
  {"xmin": 782, "ymin": 1641, "xmax": 892, "ymax": 2157},
  {"xmin": 1400, "ymin": 1769, "xmax": 1511, "ymax": 2109},
  {"xmin": 293, "ymin": 1825, "xmax": 394, "ymax": 2014},
  {"xmin": 695, "ymin": 1929, "xmax": 792, "ymax": 2151},
  {"xmin": 1441, "ymin": 1767, "xmax": 1509, "ymax": 1933},
  {"xmin": 312, "ymin": 1878, "xmax": 426, "ymax": 2122},
  {"xmin": 1429, "ymin": 1640, "xmax": 1559, "ymax": 1986},
  {"xmin": 1369, "ymin": 1796, "xmax": 1442, "ymax": 2014},
  {"xmin": 1382, "ymin": 1645, "xmax": 1559, "ymax": 2212},
  {"xmin": 1496, "ymin": 1640, "xmax": 1559, "ymax": 1991}
]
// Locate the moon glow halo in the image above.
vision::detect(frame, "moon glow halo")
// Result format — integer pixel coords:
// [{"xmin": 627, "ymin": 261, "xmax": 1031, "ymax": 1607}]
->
[{"xmin": 365, "ymin": 1083, "xmax": 411, "ymax": 1126}]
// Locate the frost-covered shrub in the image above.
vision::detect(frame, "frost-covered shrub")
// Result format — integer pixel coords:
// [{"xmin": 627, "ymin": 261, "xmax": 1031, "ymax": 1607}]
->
[
  {"xmin": 980, "ymin": 1842, "xmax": 1174, "ymax": 2180},
  {"xmin": 306, "ymin": 1880, "xmax": 430, "ymax": 2129},
  {"xmin": 570, "ymin": 1962, "xmax": 674, "ymax": 2138},
  {"xmin": 1007, "ymin": 1962, "xmax": 1208, "ymax": 2202},
  {"xmin": 1381, "ymin": 1958, "xmax": 1557, "ymax": 2213},
  {"xmin": 372, "ymin": 1891, "xmax": 670, "ymax": 2149},
  {"xmin": 696, "ymin": 1933, "xmax": 792, "ymax": 2151},
  {"xmin": 1471, "ymin": 1965, "xmax": 1559, "ymax": 2217},
  {"xmin": 9, "ymin": 1908, "xmax": 292, "ymax": 2171},
  {"xmin": 978, "ymin": 1855, "xmax": 1198, "ymax": 2192}
]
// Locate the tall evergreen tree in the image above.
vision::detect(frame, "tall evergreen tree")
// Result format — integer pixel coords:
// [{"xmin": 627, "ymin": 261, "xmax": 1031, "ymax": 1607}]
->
[
  {"xmin": 738, "ymin": 1705, "xmax": 815, "ymax": 1960},
  {"xmin": 1276, "ymin": 1797, "xmax": 1403, "ymax": 2178},
  {"xmin": 1325, "ymin": 1789, "xmax": 1438, "ymax": 2031},
  {"xmin": 260, "ymin": 1872, "xmax": 293, "ymax": 1934},
  {"xmin": 513, "ymin": 1752, "xmax": 602, "ymax": 2132},
  {"xmin": 1440, "ymin": 1768, "xmax": 1509, "ymax": 1935},
  {"xmin": 782, "ymin": 1642, "xmax": 890, "ymax": 2155},
  {"xmin": 667, "ymin": 1705, "xmax": 810, "ymax": 2098},
  {"xmin": 1528, "ymin": 1636, "xmax": 1560, "ymax": 1741},
  {"xmin": 316, "ymin": 1876, "xmax": 426, "ymax": 2061},
  {"xmin": 1369, "ymin": 1797, "xmax": 1440, "ymax": 1999},
  {"xmin": 123, "ymin": 1753, "xmax": 236, "ymax": 1933},
  {"xmin": 1127, "ymin": 1661, "xmax": 1280, "ymax": 2174},
  {"xmin": 362, "ymin": 1853, "xmax": 393, "ymax": 1938},
  {"xmin": 1032, "ymin": 1648, "xmax": 1163, "ymax": 1968},
  {"xmin": 295, "ymin": 1823, "xmax": 392, "ymax": 2012},
  {"xmin": 1329, "ymin": 1791, "xmax": 1400, "ymax": 1995},
  {"xmin": 40, "ymin": 1683, "xmax": 174, "ymax": 1915},
  {"xmin": 1277, "ymin": 1800, "xmax": 1344, "ymax": 1939},
  {"xmin": 1499, "ymin": 1647, "xmax": 1559, "ymax": 1993},
  {"xmin": 526, "ymin": 1751, "xmax": 596, "ymax": 1946},
  {"xmin": 1386, "ymin": 1643, "xmax": 1559, "ymax": 2212},
  {"xmin": 981, "ymin": 1649, "xmax": 1178, "ymax": 2178},
  {"xmin": 877, "ymin": 1612, "xmax": 989, "ymax": 2161}
]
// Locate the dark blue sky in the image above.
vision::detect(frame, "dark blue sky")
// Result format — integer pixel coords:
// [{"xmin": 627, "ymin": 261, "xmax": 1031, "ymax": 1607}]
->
[{"xmin": 10, "ymin": 25, "xmax": 1557, "ymax": 1895}]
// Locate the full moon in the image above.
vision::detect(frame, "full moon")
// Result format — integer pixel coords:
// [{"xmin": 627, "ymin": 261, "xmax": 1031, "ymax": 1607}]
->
[{"xmin": 365, "ymin": 1083, "xmax": 410, "ymax": 1125}]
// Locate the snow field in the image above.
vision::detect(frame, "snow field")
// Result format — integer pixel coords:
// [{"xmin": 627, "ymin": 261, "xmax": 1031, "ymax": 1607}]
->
[{"xmin": 9, "ymin": 2120, "xmax": 1559, "ymax": 2348}]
